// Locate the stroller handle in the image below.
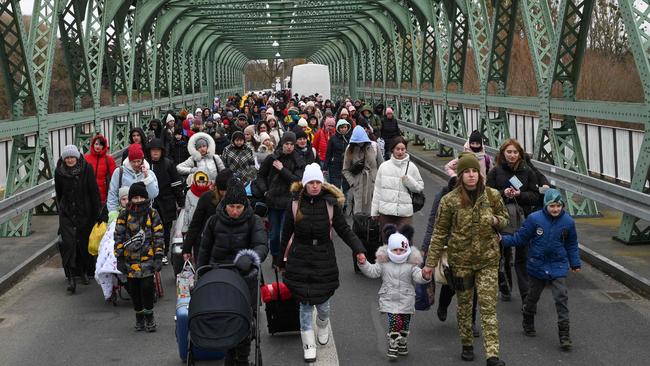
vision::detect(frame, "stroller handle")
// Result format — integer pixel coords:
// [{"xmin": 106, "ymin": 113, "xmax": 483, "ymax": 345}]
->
[{"xmin": 196, "ymin": 262, "xmax": 260, "ymax": 278}]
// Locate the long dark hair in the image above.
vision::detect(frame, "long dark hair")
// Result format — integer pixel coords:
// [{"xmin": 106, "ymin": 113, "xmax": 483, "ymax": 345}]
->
[{"xmin": 455, "ymin": 171, "xmax": 485, "ymax": 208}]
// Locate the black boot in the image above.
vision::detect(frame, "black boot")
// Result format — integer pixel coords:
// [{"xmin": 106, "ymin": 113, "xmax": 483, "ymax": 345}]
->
[
  {"xmin": 66, "ymin": 277, "xmax": 76, "ymax": 294},
  {"xmin": 461, "ymin": 345, "xmax": 474, "ymax": 361},
  {"xmin": 80, "ymin": 272, "xmax": 89, "ymax": 285},
  {"xmin": 144, "ymin": 310, "xmax": 156, "ymax": 332},
  {"xmin": 523, "ymin": 313, "xmax": 536, "ymax": 337},
  {"xmin": 486, "ymin": 356, "xmax": 506, "ymax": 366},
  {"xmin": 134, "ymin": 312, "xmax": 145, "ymax": 331},
  {"xmin": 558, "ymin": 321, "xmax": 572, "ymax": 350},
  {"xmin": 437, "ymin": 306, "xmax": 448, "ymax": 322}
]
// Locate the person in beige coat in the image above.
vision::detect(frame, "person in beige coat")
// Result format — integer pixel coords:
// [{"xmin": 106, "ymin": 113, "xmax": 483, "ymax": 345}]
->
[{"xmin": 342, "ymin": 126, "xmax": 383, "ymax": 215}]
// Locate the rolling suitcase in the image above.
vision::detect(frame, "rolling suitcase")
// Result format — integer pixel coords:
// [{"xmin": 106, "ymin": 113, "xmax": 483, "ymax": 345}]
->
[
  {"xmin": 175, "ymin": 297, "xmax": 225, "ymax": 362},
  {"xmin": 352, "ymin": 213, "xmax": 382, "ymax": 271},
  {"xmin": 264, "ymin": 268, "xmax": 301, "ymax": 335}
]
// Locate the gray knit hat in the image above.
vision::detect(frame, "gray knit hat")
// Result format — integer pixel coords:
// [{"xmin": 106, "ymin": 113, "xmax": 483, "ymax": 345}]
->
[{"xmin": 61, "ymin": 145, "xmax": 80, "ymax": 159}]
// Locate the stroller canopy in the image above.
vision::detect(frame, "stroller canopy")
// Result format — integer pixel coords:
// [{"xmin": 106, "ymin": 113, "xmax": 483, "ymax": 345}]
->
[{"xmin": 189, "ymin": 268, "xmax": 253, "ymax": 351}]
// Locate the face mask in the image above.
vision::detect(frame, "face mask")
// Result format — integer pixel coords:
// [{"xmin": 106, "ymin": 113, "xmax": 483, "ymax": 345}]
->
[{"xmin": 470, "ymin": 145, "xmax": 482, "ymax": 153}]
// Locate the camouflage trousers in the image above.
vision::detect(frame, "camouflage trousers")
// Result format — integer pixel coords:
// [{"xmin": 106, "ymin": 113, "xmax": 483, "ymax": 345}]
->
[{"xmin": 455, "ymin": 265, "xmax": 500, "ymax": 358}]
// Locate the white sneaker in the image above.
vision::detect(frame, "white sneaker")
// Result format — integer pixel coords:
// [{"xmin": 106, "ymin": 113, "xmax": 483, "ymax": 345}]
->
[
  {"xmin": 316, "ymin": 317, "xmax": 330, "ymax": 345},
  {"xmin": 162, "ymin": 256, "xmax": 169, "ymax": 265},
  {"xmin": 301, "ymin": 330, "xmax": 317, "ymax": 362}
]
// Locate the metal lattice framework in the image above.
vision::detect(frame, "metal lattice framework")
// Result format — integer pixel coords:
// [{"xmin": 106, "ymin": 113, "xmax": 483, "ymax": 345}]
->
[{"xmin": 0, "ymin": 0, "xmax": 648, "ymax": 243}]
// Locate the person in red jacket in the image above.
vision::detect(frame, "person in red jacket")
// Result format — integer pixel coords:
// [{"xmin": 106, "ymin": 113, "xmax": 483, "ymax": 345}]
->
[
  {"xmin": 312, "ymin": 115, "xmax": 336, "ymax": 170},
  {"xmin": 85, "ymin": 134, "xmax": 117, "ymax": 205}
]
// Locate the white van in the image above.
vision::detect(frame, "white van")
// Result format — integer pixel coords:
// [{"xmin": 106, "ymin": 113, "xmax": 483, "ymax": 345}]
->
[{"xmin": 290, "ymin": 63, "xmax": 331, "ymax": 100}]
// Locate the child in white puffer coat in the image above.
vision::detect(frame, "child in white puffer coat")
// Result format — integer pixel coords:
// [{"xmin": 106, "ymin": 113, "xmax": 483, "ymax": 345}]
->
[{"xmin": 358, "ymin": 224, "xmax": 430, "ymax": 360}]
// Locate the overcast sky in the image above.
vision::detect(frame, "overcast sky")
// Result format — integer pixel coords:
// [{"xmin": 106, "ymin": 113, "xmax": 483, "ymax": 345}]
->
[{"xmin": 21, "ymin": 0, "xmax": 34, "ymax": 15}]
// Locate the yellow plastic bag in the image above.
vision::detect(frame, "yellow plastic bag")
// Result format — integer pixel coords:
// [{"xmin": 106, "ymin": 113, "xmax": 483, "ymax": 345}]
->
[{"xmin": 88, "ymin": 222, "xmax": 107, "ymax": 256}]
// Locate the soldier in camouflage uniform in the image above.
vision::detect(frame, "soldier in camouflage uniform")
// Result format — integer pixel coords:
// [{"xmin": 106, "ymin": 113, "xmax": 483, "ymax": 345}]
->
[
  {"xmin": 114, "ymin": 182, "xmax": 165, "ymax": 332},
  {"xmin": 423, "ymin": 153, "xmax": 509, "ymax": 366}
]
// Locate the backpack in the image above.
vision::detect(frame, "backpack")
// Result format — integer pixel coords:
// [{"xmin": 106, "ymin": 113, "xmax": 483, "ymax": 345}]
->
[{"xmin": 283, "ymin": 200, "xmax": 334, "ymax": 262}]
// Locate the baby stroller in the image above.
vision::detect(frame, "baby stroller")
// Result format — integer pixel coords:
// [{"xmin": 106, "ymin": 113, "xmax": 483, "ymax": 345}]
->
[{"xmin": 187, "ymin": 263, "xmax": 262, "ymax": 366}]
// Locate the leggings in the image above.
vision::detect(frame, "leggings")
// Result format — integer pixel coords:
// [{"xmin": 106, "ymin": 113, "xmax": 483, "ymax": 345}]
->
[
  {"xmin": 127, "ymin": 277, "xmax": 154, "ymax": 312},
  {"xmin": 387, "ymin": 313, "xmax": 411, "ymax": 333}
]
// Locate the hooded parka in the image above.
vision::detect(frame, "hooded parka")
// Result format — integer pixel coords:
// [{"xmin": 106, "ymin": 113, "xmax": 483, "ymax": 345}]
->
[
  {"xmin": 256, "ymin": 147, "xmax": 306, "ymax": 210},
  {"xmin": 84, "ymin": 134, "xmax": 116, "ymax": 204},
  {"xmin": 342, "ymin": 130, "xmax": 383, "ymax": 214},
  {"xmin": 176, "ymin": 132, "xmax": 226, "ymax": 182},
  {"xmin": 106, "ymin": 158, "xmax": 159, "ymax": 212}
]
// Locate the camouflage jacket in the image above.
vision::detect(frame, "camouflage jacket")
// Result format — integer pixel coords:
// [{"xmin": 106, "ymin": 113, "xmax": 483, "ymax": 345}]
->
[
  {"xmin": 425, "ymin": 186, "xmax": 508, "ymax": 270},
  {"xmin": 114, "ymin": 204, "xmax": 164, "ymax": 278}
]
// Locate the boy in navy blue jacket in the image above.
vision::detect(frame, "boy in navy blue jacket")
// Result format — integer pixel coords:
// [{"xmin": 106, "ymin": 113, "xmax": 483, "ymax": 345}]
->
[{"xmin": 500, "ymin": 189, "xmax": 581, "ymax": 351}]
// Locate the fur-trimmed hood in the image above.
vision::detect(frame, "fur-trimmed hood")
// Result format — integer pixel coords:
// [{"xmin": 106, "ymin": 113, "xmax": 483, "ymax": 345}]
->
[
  {"xmin": 290, "ymin": 181, "xmax": 346, "ymax": 207},
  {"xmin": 375, "ymin": 245, "xmax": 423, "ymax": 265},
  {"xmin": 187, "ymin": 132, "xmax": 216, "ymax": 160}
]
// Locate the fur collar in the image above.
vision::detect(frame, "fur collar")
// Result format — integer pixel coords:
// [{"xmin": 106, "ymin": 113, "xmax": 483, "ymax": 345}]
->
[
  {"xmin": 187, "ymin": 132, "xmax": 216, "ymax": 161},
  {"xmin": 375, "ymin": 245, "xmax": 423, "ymax": 265},
  {"xmin": 290, "ymin": 181, "xmax": 345, "ymax": 206}
]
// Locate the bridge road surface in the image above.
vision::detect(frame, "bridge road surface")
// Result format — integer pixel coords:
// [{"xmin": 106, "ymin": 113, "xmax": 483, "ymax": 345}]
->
[{"xmin": 1, "ymin": 168, "xmax": 650, "ymax": 366}]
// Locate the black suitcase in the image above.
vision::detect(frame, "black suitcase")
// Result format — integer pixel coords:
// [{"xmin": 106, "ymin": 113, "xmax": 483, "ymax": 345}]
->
[
  {"xmin": 352, "ymin": 213, "xmax": 382, "ymax": 271},
  {"xmin": 265, "ymin": 268, "xmax": 301, "ymax": 335}
]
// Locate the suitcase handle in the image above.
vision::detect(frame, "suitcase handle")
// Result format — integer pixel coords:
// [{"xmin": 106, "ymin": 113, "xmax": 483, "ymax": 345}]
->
[{"xmin": 274, "ymin": 266, "xmax": 281, "ymax": 301}]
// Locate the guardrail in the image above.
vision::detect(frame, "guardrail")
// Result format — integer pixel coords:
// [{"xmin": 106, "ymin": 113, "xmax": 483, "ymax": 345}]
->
[{"xmin": 399, "ymin": 120, "xmax": 650, "ymax": 221}]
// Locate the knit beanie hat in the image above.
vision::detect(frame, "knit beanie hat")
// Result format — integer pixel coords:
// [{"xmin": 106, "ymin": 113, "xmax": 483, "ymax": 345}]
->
[
  {"xmin": 387, "ymin": 232, "xmax": 411, "ymax": 264},
  {"xmin": 214, "ymin": 169, "xmax": 234, "ymax": 191},
  {"xmin": 297, "ymin": 118, "xmax": 308, "ymax": 127},
  {"xmin": 128, "ymin": 182, "xmax": 148, "ymax": 200},
  {"xmin": 231, "ymin": 131, "xmax": 245, "ymax": 143},
  {"xmin": 194, "ymin": 136, "xmax": 209, "ymax": 149},
  {"xmin": 259, "ymin": 132, "xmax": 271, "ymax": 144},
  {"xmin": 166, "ymin": 113, "xmax": 175, "ymax": 124},
  {"xmin": 128, "ymin": 144, "xmax": 144, "ymax": 161},
  {"xmin": 222, "ymin": 178, "xmax": 248, "ymax": 206},
  {"xmin": 456, "ymin": 152, "xmax": 480, "ymax": 174},
  {"xmin": 61, "ymin": 144, "xmax": 80, "ymax": 159},
  {"xmin": 293, "ymin": 127, "xmax": 308, "ymax": 141},
  {"xmin": 118, "ymin": 186, "xmax": 130, "ymax": 199},
  {"xmin": 280, "ymin": 131, "xmax": 297, "ymax": 145},
  {"xmin": 543, "ymin": 188, "xmax": 564, "ymax": 208},
  {"xmin": 339, "ymin": 107, "xmax": 349, "ymax": 117},
  {"xmin": 195, "ymin": 108, "xmax": 202, "ymax": 115},
  {"xmin": 469, "ymin": 130, "xmax": 483, "ymax": 144},
  {"xmin": 186, "ymin": 113, "xmax": 194, "ymax": 120},
  {"xmin": 302, "ymin": 162, "xmax": 324, "ymax": 185},
  {"xmin": 386, "ymin": 107, "xmax": 394, "ymax": 115}
]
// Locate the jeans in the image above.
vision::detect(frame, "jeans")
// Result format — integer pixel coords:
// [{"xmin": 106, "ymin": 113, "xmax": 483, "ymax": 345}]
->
[
  {"xmin": 524, "ymin": 276, "xmax": 569, "ymax": 323},
  {"xmin": 268, "ymin": 208, "xmax": 286, "ymax": 257},
  {"xmin": 299, "ymin": 300, "xmax": 331, "ymax": 331}
]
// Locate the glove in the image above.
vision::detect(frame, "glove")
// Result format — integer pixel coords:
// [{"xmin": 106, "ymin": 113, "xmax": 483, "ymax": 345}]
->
[
  {"xmin": 117, "ymin": 258, "xmax": 128, "ymax": 274},
  {"xmin": 234, "ymin": 255, "xmax": 253, "ymax": 274},
  {"xmin": 349, "ymin": 160, "xmax": 365, "ymax": 175},
  {"xmin": 153, "ymin": 255, "xmax": 163, "ymax": 272}
]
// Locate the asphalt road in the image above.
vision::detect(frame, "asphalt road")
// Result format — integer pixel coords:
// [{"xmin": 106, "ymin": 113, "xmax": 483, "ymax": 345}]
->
[{"xmin": 1, "ymin": 168, "xmax": 650, "ymax": 365}]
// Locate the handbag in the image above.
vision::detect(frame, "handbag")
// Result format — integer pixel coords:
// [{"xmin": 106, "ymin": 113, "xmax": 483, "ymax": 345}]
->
[
  {"xmin": 405, "ymin": 161, "xmax": 425, "ymax": 212},
  {"xmin": 434, "ymin": 249, "xmax": 449, "ymax": 284},
  {"xmin": 503, "ymin": 202, "xmax": 525, "ymax": 234},
  {"xmin": 415, "ymin": 281, "xmax": 435, "ymax": 311},
  {"xmin": 176, "ymin": 260, "xmax": 195, "ymax": 299},
  {"xmin": 88, "ymin": 222, "xmax": 107, "ymax": 256}
]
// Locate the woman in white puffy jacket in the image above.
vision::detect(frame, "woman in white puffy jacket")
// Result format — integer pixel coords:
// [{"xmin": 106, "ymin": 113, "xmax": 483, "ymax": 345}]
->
[
  {"xmin": 371, "ymin": 137, "xmax": 424, "ymax": 229},
  {"xmin": 176, "ymin": 132, "xmax": 225, "ymax": 182}
]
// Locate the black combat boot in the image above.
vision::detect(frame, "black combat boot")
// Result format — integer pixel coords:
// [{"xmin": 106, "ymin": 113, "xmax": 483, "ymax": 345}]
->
[
  {"xmin": 558, "ymin": 321, "xmax": 572, "ymax": 350},
  {"xmin": 134, "ymin": 312, "xmax": 145, "ymax": 331},
  {"xmin": 144, "ymin": 310, "xmax": 156, "ymax": 332},
  {"xmin": 437, "ymin": 306, "xmax": 448, "ymax": 322},
  {"xmin": 523, "ymin": 313, "xmax": 536, "ymax": 337},
  {"xmin": 486, "ymin": 356, "xmax": 506, "ymax": 366},
  {"xmin": 66, "ymin": 277, "xmax": 76, "ymax": 294},
  {"xmin": 461, "ymin": 345, "xmax": 474, "ymax": 361}
]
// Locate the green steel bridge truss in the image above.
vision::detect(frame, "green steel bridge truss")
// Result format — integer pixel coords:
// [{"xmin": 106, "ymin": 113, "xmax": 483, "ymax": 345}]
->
[{"xmin": 0, "ymin": 0, "xmax": 648, "ymax": 244}]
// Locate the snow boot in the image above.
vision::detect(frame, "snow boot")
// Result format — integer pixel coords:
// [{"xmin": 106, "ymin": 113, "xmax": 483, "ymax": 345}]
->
[
  {"xmin": 134, "ymin": 311, "xmax": 145, "ymax": 331},
  {"xmin": 144, "ymin": 310, "xmax": 156, "ymax": 332},
  {"xmin": 301, "ymin": 330, "xmax": 317, "ymax": 362},
  {"xmin": 386, "ymin": 332, "xmax": 399, "ymax": 360},
  {"xmin": 486, "ymin": 356, "xmax": 506, "ymax": 366},
  {"xmin": 559, "ymin": 321, "xmax": 572, "ymax": 350},
  {"xmin": 461, "ymin": 345, "xmax": 474, "ymax": 361},
  {"xmin": 397, "ymin": 331, "xmax": 409, "ymax": 356},
  {"xmin": 316, "ymin": 317, "xmax": 330, "ymax": 345},
  {"xmin": 523, "ymin": 313, "xmax": 536, "ymax": 337}
]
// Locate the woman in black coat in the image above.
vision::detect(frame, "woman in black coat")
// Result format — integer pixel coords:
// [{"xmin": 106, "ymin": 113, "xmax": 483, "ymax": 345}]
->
[
  {"xmin": 54, "ymin": 145, "xmax": 101, "ymax": 293},
  {"xmin": 279, "ymin": 163, "xmax": 365, "ymax": 363},
  {"xmin": 197, "ymin": 178, "xmax": 268, "ymax": 366},
  {"xmin": 487, "ymin": 138, "xmax": 540, "ymax": 303},
  {"xmin": 256, "ymin": 131, "xmax": 306, "ymax": 263}
]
